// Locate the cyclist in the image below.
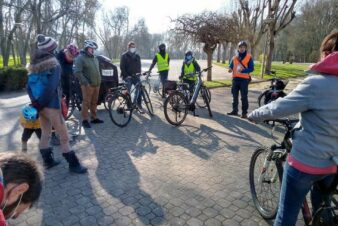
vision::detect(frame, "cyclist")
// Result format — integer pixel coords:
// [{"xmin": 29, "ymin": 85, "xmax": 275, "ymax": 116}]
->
[
  {"xmin": 0, "ymin": 153, "xmax": 43, "ymax": 224},
  {"xmin": 74, "ymin": 40, "xmax": 104, "ymax": 128},
  {"xmin": 179, "ymin": 51, "xmax": 201, "ymax": 95},
  {"xmin": 248, "ymin": 30, "xmax": 338, "ymax": 226},
  {"xmin": 27, "ymin": 34, "xmax": 87, "ymax": 174},
  {"xmin": 148, "ymin": 43, "xmax": 170, "ymax": 98},
  {"xmin": 120, "ymin": 41, "xmax": 144, "ymax": 114},
  {"xmin": 227, "ymin": 41, "xmax": 254, "ymax": 119}
]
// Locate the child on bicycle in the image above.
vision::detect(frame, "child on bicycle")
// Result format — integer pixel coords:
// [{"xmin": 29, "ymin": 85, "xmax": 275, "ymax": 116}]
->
[
  {"xmin": 248, "ymin": 30, "xmax": 338, "ymax": 226},
  {"xmin": 20, "ymin": 105, "xmax": 41, "ymax": 152},
  {"xmin": 179, "ymin": 51, "xmax": 201, "ymax": 95}
]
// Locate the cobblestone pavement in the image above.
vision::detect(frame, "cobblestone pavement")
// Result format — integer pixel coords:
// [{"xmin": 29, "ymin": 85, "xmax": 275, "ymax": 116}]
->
[{"xmin": 0, "ymin": 81, "xmax": 305, "ymax": 225}]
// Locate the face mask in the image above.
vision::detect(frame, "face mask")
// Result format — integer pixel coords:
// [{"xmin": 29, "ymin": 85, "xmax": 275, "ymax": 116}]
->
[
  {"xmin": 2, "ymin": 193, "xmax": 23, "ymax": 220},
  {"xmin": 129, "ymin": 48, "xmax": 136, "ymax": 53}
]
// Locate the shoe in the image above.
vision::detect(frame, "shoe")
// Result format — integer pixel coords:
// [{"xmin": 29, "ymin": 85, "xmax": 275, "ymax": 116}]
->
[
  {"xmin": 227, "ymin": 111, "xmax": 239, "ymax": 116},
  {"xmin": 22, "ymin": 141, "xmax": 27, "ymax": 152},
  {"xmin": 82, "ymin": 120, "xmax": 91, "ymax": 128},
  {"xmin": 91, "ymin": 118, "xmax": 104, "ymax": 124},
  {"xmin": 50, "ymin": 133, "xmax": 60, "ymax": 146},
  {"xmin": 63, "ymin": 151, "xmax": 87, "ymax": 174},
  {"xmin": 241, "ymin": 114, "xmax": 248, "ymax": 119},
  {"xmin": 40, "ymin": 148, "xmax": 61, "ymax": 169},
  {"xmin": 137, "ymin": 105, "xmax": 145, "ymax": 114}
]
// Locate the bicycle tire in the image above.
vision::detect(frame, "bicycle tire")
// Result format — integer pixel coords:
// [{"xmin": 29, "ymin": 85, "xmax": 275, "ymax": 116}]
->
[
  {"xmin": 143, "ymin": 80, "xmax": 151, "ymax": 94},
  {"xmin": 164, "ymin": 91, "xmax": 188, "ymax": 126},
  {"xmin": 312, "ymin": 206, "xmax": 337, "ymax": 226},
  {"xmin": 257, "ymin": 90, "xmax": 269, "ymax": 107},
  {"xmin": 103, "ymin": 93, "xmax": 113, "ymax": 111},
  {"xmin": 202, "ymin": 88, "xmax": 212, "ymax": 117},
  {"xmin": 196, "ymin": 86, "xmax": 211, "ymax": 108},
  {"xmin": 142, "ymin": 88, "xmax": 154, "ymax": 116},
  {"xmin": 108, "ymin": 93, "xmax": 132, "ymax": 127},
  {"xmin": 249, "ymin": 147, "xmax": 282, "ymax": 219}
]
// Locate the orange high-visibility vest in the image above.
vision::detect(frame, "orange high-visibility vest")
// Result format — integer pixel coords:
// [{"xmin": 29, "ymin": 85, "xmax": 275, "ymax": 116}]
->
[{"xmin": 232, "ymin": 53, "xmax": 252, "ymax": 79}]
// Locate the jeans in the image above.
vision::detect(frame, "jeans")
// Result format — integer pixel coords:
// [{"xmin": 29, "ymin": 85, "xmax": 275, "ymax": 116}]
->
[
  {"xmin": 125, "ymin": 77, "xmax": 143, "ymax": 106},
  {"xmin": 274, "ymin": 162, "xmax": 335, "ymax": 226},
  {"xmin": 81, "ymin": 85, "xmax": 100, "ymax": 121},
  {"xmin": 231, "ymin": 78, "xmax": 249, "ymax": 114},
  {"xmin": 159, "ymin": 70, "xmax": 169, "ymax": 85}
]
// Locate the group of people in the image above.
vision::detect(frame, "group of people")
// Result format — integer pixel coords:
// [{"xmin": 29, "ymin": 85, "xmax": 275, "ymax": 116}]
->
[{"xmin": 10, "ymin": 28, "xmax": 338, "ymax": 226}]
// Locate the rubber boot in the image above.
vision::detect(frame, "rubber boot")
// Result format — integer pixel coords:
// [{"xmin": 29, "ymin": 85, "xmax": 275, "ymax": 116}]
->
[
  {"xmin": 40, "ymin": 148, "xmax": 61, "ymax": 169},
  {"xmin": 62, "ymin": 151, "xmax": 87, "ymax": 174}
]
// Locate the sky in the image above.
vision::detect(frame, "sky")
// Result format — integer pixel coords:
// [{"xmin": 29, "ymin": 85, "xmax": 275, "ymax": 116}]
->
[{"xmin": 100, "ymin": 0, "xmax": 231, "ymax": 34}]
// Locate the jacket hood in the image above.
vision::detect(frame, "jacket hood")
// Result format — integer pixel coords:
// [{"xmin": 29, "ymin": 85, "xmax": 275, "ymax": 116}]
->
[
  {"xmin": 28, "ymin": 50, "xmax": 59, "ymax": 73},
  {"xmin": 310, "ymin": 52, "xmax": 338, "ymax": 76}
]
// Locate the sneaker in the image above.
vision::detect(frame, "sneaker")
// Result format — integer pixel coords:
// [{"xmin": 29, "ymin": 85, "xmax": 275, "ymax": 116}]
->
[
  {"xmin": 82, "ymin": 120, "xmax": 91, "ymax": 128},
  {"xmin": 227, "ymin": 111, "xmax": 239, "ymax": 116},
  {"xmin": 241, "ymin": 114, "xmax": 248, "ymax": 119},
  {"xmin": 91, "ymin": 118, "xmax": 104, "ymax": 124},
  {"xmin": 137, "ymin": 105, "xmax": 145, "ymax": 114}
]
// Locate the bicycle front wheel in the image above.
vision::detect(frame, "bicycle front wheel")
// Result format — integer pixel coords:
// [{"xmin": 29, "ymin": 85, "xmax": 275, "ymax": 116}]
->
[
  {"xmin": 258, "ymin": 90, "xmax": 269, "ymax": 107},
  {"xmin": 249, "ymin": 147, "xmax": 282, "ymax": 219},
  {"xmin": 164, "ymin": 91, "xmax": 188, "ymax": 126},
  {"xmin": 196, "ymin": 86, "xmax": 211, "ymax": 108},
  {"xmin": 142, "ymin": 88, "xmax": 154, "ymax": 116},
  {"xmin": 201, "ymin": 87, "xmax": 212, "ymax": 117},
  {"xmin": 108, "ymin": 94, "xmax": 132, "ymax": 127}
]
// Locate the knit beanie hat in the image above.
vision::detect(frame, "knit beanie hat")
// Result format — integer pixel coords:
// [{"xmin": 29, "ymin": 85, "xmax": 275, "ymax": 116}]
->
[{"xmin": 36, "ymin": 34, "xmax": 58, "ymax": 52}]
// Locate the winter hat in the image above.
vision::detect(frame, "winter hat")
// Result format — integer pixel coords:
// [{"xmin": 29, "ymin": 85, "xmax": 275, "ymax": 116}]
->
[{"xmin": 36, "ymin": 34, "xmax": 58, "ymax": 52}]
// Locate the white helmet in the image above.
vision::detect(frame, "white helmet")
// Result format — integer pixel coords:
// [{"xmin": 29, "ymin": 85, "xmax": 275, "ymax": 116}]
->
[{"xmin": 84, "ymin": 40, "xmax": 98, "ymax": 49}]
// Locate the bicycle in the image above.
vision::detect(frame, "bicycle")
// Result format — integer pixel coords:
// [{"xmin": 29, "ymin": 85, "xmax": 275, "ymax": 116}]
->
[
  {"xmin": 107, "ymin": 72, "xmax": 154, "ymax": 127},
  {"xmin": 65, "ymin": 74, "xmax": 82, "ymax": 120},
  {"xmin": 249, "ymin": 118, "xmax": 338, "ymax": 225},
  {"xmin": 257, "ymin": 71, "xmax": 288, "ymax": 107},
  {"xmin": 163, "ymin": 67, "xmax": 212, "ymax": 126}
]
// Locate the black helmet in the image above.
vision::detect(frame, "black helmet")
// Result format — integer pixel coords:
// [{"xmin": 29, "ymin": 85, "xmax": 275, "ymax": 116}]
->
[
  {"xmin": 185, "ymin": 51, "xmax": 193, "ymax": 63},
  {"xmin": 159, "ymin": 43, "xmax": 166, "ymax": 50},
  {"xmin": 238, "ymin": 41, "xmax": 247, "ymax": 48},
  {"xmin": 185, "ymin": 51, "xmax": 193, "ymax": 57}
]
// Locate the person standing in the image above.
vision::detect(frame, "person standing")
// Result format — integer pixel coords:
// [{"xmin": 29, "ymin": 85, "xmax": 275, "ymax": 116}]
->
[
  {"xmin": 179, "ymin": 51, "xmax": 201, "ymax": 95},
  {"xmin": 120, "ymin": 41, "xmax": 144, "ymax": 113},
  {"xmin": 27, "ymin": 34, "xmax": 87, "ymax": 174},
  {"xmin": 148, "ymin": 43, "xmax": 170, "ymax": 98},
  {"xmin": 74, "ymin": 40, "xmax": 103, "ymax": 128},
  {"xmin": 227, "ymin": 41, "xmax": 254, "ymax": 119}
]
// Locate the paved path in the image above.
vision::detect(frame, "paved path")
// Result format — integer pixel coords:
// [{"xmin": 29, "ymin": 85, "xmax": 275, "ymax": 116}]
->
[{"xmin": 0, "ymin": 77, "xmax": 305, "ymax": 226}]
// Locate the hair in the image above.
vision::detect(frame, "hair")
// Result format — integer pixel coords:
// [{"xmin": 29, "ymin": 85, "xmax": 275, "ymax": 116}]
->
[
  {"xmin": 320, "ymin": 29, "xmax": 338, "ymax": 58},
  {"xmin": 0, "ymin": 153, "xmax": 43, "ymax": 205},
  {"xmin": 127, "ymin": 41, "xmax": 135, "ymax": 48}
]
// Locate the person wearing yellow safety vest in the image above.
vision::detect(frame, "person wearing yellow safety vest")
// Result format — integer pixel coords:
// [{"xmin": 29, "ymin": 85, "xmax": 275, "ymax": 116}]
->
[
  {"xmin": 227, "ymin": 41, "xmax": 254, "ymax": 119},
  {"xmin": 179, "ymin": 51, "xmax": 201, "ymax": 94},
  {"xmin": 148, "ymin": 43, "xmax": 170, "ymax": 98}
]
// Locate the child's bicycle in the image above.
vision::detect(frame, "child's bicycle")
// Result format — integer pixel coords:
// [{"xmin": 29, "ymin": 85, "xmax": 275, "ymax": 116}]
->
[
  {"xmin": 257, "ymin": 71, "xmax": 288, "ymax": 107},
  {"xmin": 249, "ymin": 118, "xmax": 338, "ymax": 225},
  {"xmin": 163, "ymin": 67, "xmax": 212, "ymax": 126}
]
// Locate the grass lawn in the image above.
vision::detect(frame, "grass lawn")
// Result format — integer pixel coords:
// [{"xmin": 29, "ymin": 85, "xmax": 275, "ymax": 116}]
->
[
  {"xmin": 0, "ymin": 56, "xmax": 29, "ymax": 68},
  {"xmin": 205, "ymin": 79, "xmax": 232, "ymax": 89},
  {"xmin": 214, "ymin": 61, "xmax": 309, "ymax": 79}
]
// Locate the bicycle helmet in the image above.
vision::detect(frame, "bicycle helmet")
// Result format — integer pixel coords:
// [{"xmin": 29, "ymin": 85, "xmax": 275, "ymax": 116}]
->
[
  {"xmin": 238, "ymin": 41, "xmax": 248, "ymax": 48},
  {"xmin": 158, "ymin": 43, "xmax": 166, "ymax": 51},
  {"xmin": 84, "ymin": 40, "xmax": 98, "ymax": 49},
  {"xmin": 22, "ymin": 104, "xmax": 38, "ymax": 121},
  {"xmin": 185, "ymin": 51, "xmax": 193, "ymax": 63},
  {"xmin": 66, "ymin": 43, "xmax": 79, "ymax": 57}
]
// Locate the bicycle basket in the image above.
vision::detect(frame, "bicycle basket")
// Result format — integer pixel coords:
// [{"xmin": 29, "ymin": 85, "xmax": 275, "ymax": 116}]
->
[{"xmin": 164, "ymin": 80, "xmax": 177, "ymax": 93}]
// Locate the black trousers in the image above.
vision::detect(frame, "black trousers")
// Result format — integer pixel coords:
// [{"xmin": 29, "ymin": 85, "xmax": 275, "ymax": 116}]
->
[
  {"xmin": 231, "ymin": 77, "xmax": 249, "ymax": 114},
  {"xmin": 22, "ymin": 128, "xmax": 42, "ymax": 142}
]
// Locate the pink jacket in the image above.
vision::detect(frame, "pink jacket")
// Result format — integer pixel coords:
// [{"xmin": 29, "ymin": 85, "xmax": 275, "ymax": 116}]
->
[{"xmin": 310, "ymin": 51, "xmax": 338, "ymax": 76}]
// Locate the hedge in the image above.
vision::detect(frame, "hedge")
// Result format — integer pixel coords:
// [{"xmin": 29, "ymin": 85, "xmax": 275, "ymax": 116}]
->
[{"xmin": 0, "ymin": 67, "xmax": 28, "ymax": 92}]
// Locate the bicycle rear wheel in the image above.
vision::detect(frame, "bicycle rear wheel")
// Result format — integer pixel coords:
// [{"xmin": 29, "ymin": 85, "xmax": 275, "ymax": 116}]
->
[
  {"xmin": 249, "ymin": 147, "xmax": 283, "ymax": 219},
  {"xmin": 142, "ymin": 88, "xmax": 154, "ymax": 116},
  {"xmin": 196, "ymin": 86, "xmax": 211, "ymax": 108},
  {"xmin": 104, "ymin": 93, "xmax": 113, "ymax": 111},
  {"xmin": 201, "ymin": 87, "xmax": 212, "ymax": 117},
  {"xmin": 312, "ymin": 204, "xmax": 337, "ymax": 226},
  {"xmin": 108, "ymin": 94, "xmax": 132, "ymax": 127},
  {"xmin": 164, "ymin": 91, "xmax": 188, "ymax": 126}
]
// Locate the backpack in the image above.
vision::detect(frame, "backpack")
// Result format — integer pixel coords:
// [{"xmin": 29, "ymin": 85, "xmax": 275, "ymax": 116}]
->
[{"xmin": 27, "ymin": 72, "xmax": 49, "ymax": 100}]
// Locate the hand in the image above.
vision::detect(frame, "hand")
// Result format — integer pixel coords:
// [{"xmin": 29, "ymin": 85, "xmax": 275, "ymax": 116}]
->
[
  {"xmin": 228, "ymin": 69, "xmax": 233, "ymax": 73},
  {"xmin": 237, "ymin": 68, "xmax": 242, "ymax": 73}
]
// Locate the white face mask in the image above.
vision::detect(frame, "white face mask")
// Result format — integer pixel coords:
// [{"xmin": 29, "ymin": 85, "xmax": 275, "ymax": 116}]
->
[
  {"xmin": 129, "ymin": 48, "xmax": 136, "ymax": 53},
  {"xmin": 2, "ymin": 193, "xmax": 23, "ymax": 221}
]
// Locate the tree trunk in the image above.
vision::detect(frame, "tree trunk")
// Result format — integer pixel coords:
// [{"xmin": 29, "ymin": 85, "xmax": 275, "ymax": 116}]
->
[
  {"xmin": 207, "ymin": 51, "xmax": 213, "ymax": 81},
  {"xmin": 222, "ymin": 42, "xmax": 228, "ymax": 64},
  {"xmin": 216, "ymin": 43, "xmax": 221, "ymax": 63},
  {"xmin": 265, "ymin": 29, "xmax": 275, "ymax": 74},
  {"xmin": 229, "ymin": 43, "xmax": 235, "ymax": 61}
]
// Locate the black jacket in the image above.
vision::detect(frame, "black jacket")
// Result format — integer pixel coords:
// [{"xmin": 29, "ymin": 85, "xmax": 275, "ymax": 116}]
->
[{"xmin": 120, "ymin": 51, "xmax": 141, "ymax": 79}]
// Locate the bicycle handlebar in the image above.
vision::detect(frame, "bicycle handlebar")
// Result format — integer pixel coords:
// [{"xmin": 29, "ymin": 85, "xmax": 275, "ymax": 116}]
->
[
  {"xmin": 183, "ymin": 66, "xmax": 213, "ymax": 77},
  {"xmin": 264, "ymin": 118, "xmax": 299, "ymax": 127}
]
